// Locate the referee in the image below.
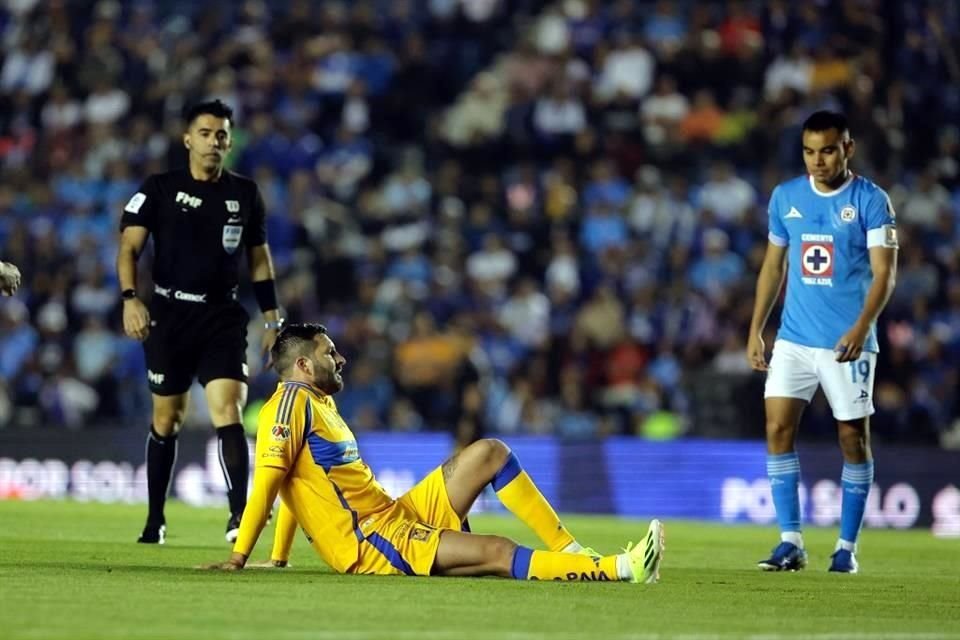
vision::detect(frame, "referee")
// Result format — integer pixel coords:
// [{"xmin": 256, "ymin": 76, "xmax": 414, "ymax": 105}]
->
[{"xmin": 117, "ymin": 100, "xmax": 283, "ymax": 545}]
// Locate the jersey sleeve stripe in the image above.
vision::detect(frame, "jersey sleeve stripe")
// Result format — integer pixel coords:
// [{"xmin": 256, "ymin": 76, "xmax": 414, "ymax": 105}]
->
[
  {"xmin": 274, "ymin": 387, "xmax": 292, "ymax": 425},
  {"xmin": 281, "ymin": 386, "xmax": 301, "ymax": 424},
  {"xmin": 274, "ymin": 386, "xmax": 300, "ymax": 426},
  {"xmin": 284, "ymin": 381, "xmax": 322, "ymax": 399},
  {"xmin": 304, "ymin": 400, "xmax": 313, "ymax": 444},
  {"xmin": 768, "ymin": 232, "xmax": 788, "ymax": 247}
]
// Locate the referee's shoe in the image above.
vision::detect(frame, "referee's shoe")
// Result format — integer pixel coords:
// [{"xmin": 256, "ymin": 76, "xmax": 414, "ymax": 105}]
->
[
  {"xmin": 225, "ymin": 513, "xmax": 242, "ymax": 544},
  {"xmin": 137, "ymin": 521, "xmax": 166, "ymax": 545}
]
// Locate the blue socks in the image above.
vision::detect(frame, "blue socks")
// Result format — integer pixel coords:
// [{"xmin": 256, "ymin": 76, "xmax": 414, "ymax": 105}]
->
[
  {"xmin": 839, "ymin": 461, "xmax": 874, "ymax": 549},
  {"xmin": 768, "ymin": 453, "xmax": 874, "ymax": 552},
  {"xmin": 767, "ymin": 453, "xmax": 802, "ymax": 540}
]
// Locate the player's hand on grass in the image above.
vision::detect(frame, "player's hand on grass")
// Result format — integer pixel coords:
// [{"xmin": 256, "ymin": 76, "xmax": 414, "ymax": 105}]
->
[
  {"xmin": 200, "ymin": 560, "xmax": 244, "ymax": 571},
  {"xmin": 746, "ymin": 333, "xmax": 768, "ymax": 371},
  {"xmin": 247, "ymin": 559, "xmax": 289, "ymax": 569},
  {"xmin": 201, "ymin": 561, "xmax": 241, "ymax": 570},
  {"xmin": 0, "ymin": 261, "xmax": 21, "ymax": 296},
  {"xmin": 122, "ymin": 297, "xmax": 151, "ymax": 341},
  {"xmin": 834, "ymin": 323, "xmax": 869, "ymax": 362},
  {"xmin": 200, "ymin": 552, "xmax": 247, "ymax": 571}
]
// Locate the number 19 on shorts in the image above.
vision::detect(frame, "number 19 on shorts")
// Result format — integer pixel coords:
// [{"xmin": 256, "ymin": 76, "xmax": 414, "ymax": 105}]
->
[{"xmin": 849, "ymin": 360, "xmax": 870, "ymax": 383}]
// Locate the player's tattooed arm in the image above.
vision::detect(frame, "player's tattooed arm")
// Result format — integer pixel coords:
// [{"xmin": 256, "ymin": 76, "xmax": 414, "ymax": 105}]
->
[{"xmin": 442, "ymin": 452, "xmax": 462, "ymax": 482}]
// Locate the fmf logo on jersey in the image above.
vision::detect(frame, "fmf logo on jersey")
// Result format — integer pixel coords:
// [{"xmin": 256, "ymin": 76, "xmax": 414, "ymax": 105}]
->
[
  {"xmin": 147, "ymin": 370, "xmax": 165, "ymax": 385},
  {"xmin": 800, "ymin": 233, "xmax": 834, "ymax": 286},
  {"xmin": 271, "ymin": 425, "xmax": 290, "ymax": 441},
  {"xmin": 175, "ymin": 192, "xmax": 203, "ymax": 208},
  {"xmin": 840, "ymin": 205, "xmax": 857, "ymax": 222}
]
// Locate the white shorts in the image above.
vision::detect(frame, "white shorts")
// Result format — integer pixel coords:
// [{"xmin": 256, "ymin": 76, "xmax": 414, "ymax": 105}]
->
[{"xmin": 764, "ymin": 339, "xmax": 876, "ymax": 421}]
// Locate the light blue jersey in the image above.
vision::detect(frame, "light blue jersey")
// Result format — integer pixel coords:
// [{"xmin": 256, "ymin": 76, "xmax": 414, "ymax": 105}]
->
[{"xmin": 768, "ymin": 173, "xmax": 898, "ymax": 353}]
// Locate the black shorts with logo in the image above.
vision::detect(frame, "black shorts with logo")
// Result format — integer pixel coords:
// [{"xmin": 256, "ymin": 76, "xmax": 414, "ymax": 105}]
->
[{"xmin": 143, "ymin": 296, "xmax": 249, "ymax": 395}]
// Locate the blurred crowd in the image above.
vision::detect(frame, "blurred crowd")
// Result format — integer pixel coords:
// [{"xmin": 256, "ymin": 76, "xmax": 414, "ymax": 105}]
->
[{"xmin": 0, "ymin": 0, "xmax": 958, "ymax": 447}]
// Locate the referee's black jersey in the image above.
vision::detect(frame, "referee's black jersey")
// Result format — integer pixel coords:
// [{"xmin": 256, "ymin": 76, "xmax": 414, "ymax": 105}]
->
[{"xmin": 119, "ymin": 169, "xmax": 267, "ymax": 296}]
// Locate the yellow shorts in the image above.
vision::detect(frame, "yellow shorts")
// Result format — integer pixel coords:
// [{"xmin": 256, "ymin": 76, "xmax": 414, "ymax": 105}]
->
[{"xmin": 351, "ymin": 466, "xmax": 464, "ymax": 576}]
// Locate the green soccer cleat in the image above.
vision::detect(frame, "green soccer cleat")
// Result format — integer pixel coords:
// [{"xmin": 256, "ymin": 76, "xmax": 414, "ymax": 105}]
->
[
  {"xmin": 625, "ymin": 519, "xmax": 665, "ymax": 584},
  {"xmin": 578, "ymin": 546, "xmax": 602, "ymax": 559}
]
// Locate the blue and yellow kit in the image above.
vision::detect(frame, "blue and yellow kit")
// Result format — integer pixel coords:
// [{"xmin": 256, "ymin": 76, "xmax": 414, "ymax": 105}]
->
[{"xmin": 233, "ymin": 381, "xmax": 463, "ymax": 575}]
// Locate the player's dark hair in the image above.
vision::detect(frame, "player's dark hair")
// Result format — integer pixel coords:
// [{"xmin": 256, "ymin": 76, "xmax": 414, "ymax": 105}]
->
[
  {"xmin": 183, "ymin": 99, "xmax": 234, "ymax": 126},
  {"xmin": 802, "ymin": 110, "xmax": 849, "ymax": 137},
  {"xmin": 271, "ymin": 323, "xmax": 328, "ymax": 376}
]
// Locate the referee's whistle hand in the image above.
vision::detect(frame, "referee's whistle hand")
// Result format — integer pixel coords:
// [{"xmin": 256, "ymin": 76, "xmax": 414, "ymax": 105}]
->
[
  {"xmin": 122, "ymin": 298, "xmax": 151, "ymax": 341},
  {"xmin": 261, "ymin": 329, "xmax": 279, "ymax": 368}
]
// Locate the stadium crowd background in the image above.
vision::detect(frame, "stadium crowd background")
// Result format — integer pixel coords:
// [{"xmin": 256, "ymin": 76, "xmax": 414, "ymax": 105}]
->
[{"xmin": 0, "ymin": 0, "xmax": 958, "ymax": 447}]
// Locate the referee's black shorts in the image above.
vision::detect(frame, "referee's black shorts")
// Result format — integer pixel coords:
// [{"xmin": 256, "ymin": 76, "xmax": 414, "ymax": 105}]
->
[{"xmin": 143, "ymin": 296, "xmax": 249, "ymax": 396}]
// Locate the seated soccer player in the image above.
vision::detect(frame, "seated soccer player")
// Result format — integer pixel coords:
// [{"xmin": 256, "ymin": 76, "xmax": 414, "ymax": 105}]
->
[{"xmin": 203, "ymin": 323, "xmax": 664, "ymax": 583}]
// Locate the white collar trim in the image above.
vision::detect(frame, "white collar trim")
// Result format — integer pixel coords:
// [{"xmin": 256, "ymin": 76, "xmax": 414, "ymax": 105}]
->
[{"xmin": 808, "ymin": 173, "xmax": 855, "ymax": 197}]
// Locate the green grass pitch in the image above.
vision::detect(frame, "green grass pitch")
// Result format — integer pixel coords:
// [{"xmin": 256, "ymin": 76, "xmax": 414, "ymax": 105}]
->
[{"xmin": 1, "ymin": 500, "xmax": 958, "ymax": 639}]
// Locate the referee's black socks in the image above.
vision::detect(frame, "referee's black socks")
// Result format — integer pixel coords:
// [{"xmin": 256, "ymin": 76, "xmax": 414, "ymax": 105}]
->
[
  {"xmin": 145, "ymin": 425, "xmax": 178, "ymax": 526},
  {"xmin": 216, "ymin": 423, "xmax": 249, "ymax": 517}
]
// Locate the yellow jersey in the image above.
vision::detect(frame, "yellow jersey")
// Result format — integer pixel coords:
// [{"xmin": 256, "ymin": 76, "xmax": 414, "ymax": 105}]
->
[{"xmin": 254, "ymin": 381, "xmax": 395, "ymax": 573}]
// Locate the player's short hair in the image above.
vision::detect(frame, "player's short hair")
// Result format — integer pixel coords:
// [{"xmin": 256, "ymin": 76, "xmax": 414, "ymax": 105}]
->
[
  {"xmin": 183, "ymin": 99, "xmax": 234, "ymax": 126},
  {"xmin": 271, "ymin": 323, "xmax": 328, "ymax": 377},
  {"xmin": 802, "ymin": 110, "xmax": 849, "ymax": 137}
]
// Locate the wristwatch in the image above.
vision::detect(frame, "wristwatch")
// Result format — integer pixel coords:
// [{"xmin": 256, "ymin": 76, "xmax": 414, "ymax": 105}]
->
[
  {"xmin": 264, "ymin": 318, "xmax": 285, "ymax": 330},
  {"xmin": 121, "ymin": 288, "xmax": 137, "ymax": 300}
]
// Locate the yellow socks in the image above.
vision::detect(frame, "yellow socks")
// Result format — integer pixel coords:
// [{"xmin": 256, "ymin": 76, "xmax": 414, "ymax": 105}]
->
[
  {"xmin": 492, "ymin": 453, "xmax": 629, "ymax": 582},
  {"xmin": 493, "ymin": 453, "xmax": 575, "ymax": 552},
  {"xmin": 511, "ymin": 547, "xmax": 622, "ymax": 581}
]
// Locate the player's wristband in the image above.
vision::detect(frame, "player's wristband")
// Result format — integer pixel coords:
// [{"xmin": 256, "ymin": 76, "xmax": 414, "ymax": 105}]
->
[
  {"xmin": 253, "ymin": 279, "xmax": 278, "ymax": 312},
  {"xmin": 264, "ymin": 318, "xmax": 285, "ymax": 331}
]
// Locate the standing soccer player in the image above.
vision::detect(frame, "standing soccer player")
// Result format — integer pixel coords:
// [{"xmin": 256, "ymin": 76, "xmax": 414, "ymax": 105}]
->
[
  {"xmin": 118, "ymin": 99, "xmax": 284, "ymax": 544},
  {"xmin": 747, "ymin": 111, "xmax": 898, "ymax": 573}
]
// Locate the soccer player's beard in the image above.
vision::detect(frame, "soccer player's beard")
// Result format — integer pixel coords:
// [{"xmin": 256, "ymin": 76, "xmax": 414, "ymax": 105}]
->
[{"xmin": 314, "ymin": 367, "xmax": 344, "ymax": 395}]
